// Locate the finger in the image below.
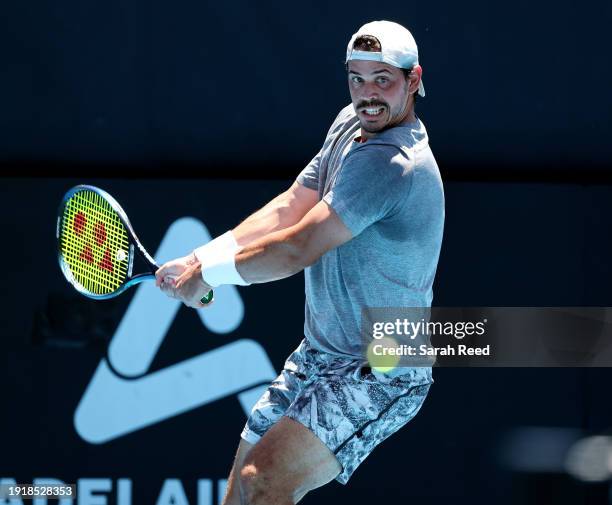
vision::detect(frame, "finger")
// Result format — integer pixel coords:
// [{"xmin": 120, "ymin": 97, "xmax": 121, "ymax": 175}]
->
[
  {"xmin": 155, "ymin": 263, "xmax": 180, "ymax": 286},
  {"xmin": 174, "ymin": 268, "xmax": 193, "ymax": 290},
  {"xmin": 189, "ymin": 298, "xmax": 206, "ymax": 309},
  {"xmin": 174, "ymin": 275, "xmax": 186, "ymax": 290},
  {"xmin": 159, "ymin": 283, "xmax": 170, "ymax": 297},
  {"xmin": 155, "ymin": 264, "xmax": 169, "ymax": 286},
  {"xmin": 160, "ymin": 282, "xmax": 177, "ymax": 299}
]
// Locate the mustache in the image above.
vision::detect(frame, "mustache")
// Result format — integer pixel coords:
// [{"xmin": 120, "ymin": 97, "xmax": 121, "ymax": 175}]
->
[{"xmin": 357, "ymin": 100, "xmax": 387, "ymax": 110}]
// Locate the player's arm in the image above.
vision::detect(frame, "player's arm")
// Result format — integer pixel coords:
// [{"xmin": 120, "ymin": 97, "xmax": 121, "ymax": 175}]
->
[
  {"xmin": 154, "ymin": 181, "xmax": 317, "ymax": 292},
  {"xmin": 156, "ymin": 200, "xmax": 352, "ymax": 307},
  {"xmin": 231, "ymin": 181, "xmax": 319, "ymax": 247},
  {"xmin": 235, "ymin": 199, "xmax": 352, "ymax": 283}
]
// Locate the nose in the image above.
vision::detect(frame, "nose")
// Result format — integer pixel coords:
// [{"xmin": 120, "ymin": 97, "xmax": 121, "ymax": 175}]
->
[{"xmin": 361, "ymin": 81, "xmax": 380, "ymax": 100}]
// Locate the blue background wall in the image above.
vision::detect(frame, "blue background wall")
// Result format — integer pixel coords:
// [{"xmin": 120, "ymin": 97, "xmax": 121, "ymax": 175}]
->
[
  {"xmin": 1, "ymin": 178, "xmax": 611, "ymax": 504},
  {"xmin": 2, "ymin": 0, "xmax": 612, "ymax": 502},
  {"xmin": 2, "ymin": 0, "xmax": 611, "ymax": 177}
]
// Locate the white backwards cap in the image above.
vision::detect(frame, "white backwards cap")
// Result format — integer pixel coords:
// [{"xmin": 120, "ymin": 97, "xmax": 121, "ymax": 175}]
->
[{"xmin": 346, "ymin": 20, "xmax": 425, "ymax": 97}]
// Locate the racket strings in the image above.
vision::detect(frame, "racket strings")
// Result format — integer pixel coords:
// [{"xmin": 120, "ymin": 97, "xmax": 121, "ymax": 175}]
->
[
  {"xmin": 60, "ymin": 190, "xmax": 130, "ymax": 295},
  {"xmin": 61, "ymin": 196, "xmax": 123, "ymax": 293},
  {"xmin": 62, "ymin": 192, "xmax": 128, "ymax": 293},
  {"xmin": 62, "ymin": 212, "xmax": 120, "ymax": 293},
  {"xmin": 70, "ymin": 191, "xmax": 129, "ymax": 289}
]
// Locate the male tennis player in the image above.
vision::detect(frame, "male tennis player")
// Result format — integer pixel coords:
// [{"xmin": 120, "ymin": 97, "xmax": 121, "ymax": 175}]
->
[{"xmin": 156, "ymin": 20, "xmax": 444, "ymax": 505}]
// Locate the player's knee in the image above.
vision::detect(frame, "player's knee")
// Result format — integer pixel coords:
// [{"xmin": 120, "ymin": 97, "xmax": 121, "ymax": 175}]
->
[
  {"xmin": 239, "ymin": 459, "xmax": 295, "ymax": 505},
  {"xmin": 238, "ymin": 462, "xmax": 272, "ymax": 505}
]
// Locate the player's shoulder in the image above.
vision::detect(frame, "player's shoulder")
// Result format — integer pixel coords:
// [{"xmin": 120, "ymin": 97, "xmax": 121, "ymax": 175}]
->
[
  {"xmin": 349, "ymin": 141, "xmax": 411, "ymax": 170},
  {"xmin": 334, "ymin": 103, "xmax": 357, "ymax": 123},
  {"xmin": 327, "ymin": 104, "xmax": 358, "ymax": 133},
  {"xmin": 343, "ymin": 143, "xmax": 414, "ymax": 187}
]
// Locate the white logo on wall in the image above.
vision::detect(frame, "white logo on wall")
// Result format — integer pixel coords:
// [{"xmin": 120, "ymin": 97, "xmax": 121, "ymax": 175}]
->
[{"xmin": 74, "ymin": 218, "xmax": 276, "ymax": 444}]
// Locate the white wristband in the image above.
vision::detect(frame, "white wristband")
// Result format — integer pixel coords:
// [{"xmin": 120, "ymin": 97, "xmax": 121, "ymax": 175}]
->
[
  {"xmin": 193, "ymin": 230, "xmax": 239, "ymax": 263},
  {"xmin": 194, "ymin": 230, "xmax": 250, "ymax": 287},
  {"xmin": 200, "ymin": 249, "xmax": 251, "ymax": 287}
]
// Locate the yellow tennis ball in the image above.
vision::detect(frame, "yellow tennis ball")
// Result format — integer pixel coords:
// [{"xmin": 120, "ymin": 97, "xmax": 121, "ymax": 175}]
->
[{"xmin": 367, "ymin": 336, "xmax": 400, "ymax": 373}]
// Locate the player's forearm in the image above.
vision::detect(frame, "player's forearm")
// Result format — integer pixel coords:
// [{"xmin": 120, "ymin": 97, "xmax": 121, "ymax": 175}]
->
[
  {"xmin": 232, "ymin": 191, "xmax": 303, "ymax": 247},
  {"xmin": 199, "ymin": 200, "xmax": 349, "ymax": 288},
  {"xmin": 234, "ymin": 227, "xmax": 313, "ymax": 284},
  {"xmin": 193, "ymin": 190, "xmax": 311, "ymax": 281}
]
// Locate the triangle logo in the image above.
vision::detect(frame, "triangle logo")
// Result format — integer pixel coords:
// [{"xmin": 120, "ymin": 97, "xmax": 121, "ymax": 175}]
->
[{"xmin": 74, "ymin": 217, "xmax": 276, "ymax": 444}]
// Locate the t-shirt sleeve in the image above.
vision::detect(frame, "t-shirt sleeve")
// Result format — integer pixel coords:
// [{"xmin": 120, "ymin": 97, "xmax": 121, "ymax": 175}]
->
[
  {"xmin": 323, "ymin": 146, "xmax": 414, "ymax": 236},
  {"xmin": 296, "ymin": 149, "xmax": 321, "ymax": 190},
  {"xmin": 296, "ymin": 104, "xmax": 356, "ymax": 192}
]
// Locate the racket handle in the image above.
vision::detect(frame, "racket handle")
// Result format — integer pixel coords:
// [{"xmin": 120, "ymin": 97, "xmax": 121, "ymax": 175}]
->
[{"xmin": 200, "ymin": 290, "xmax": 214, "ymax": 305}]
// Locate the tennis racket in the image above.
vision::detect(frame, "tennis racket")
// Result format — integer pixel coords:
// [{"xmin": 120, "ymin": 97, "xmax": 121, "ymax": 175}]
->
[{"xmin": 56, "ymin": 185, "xmax": 214, "ymax": 304}]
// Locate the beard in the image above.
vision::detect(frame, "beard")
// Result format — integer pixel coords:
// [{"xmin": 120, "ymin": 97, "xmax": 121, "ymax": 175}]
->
[
  {"xmin": 356, "ymin": 99, "xmax": 389, "ymax": 132},
  {"xmin": 359, "ymin": 118, "xmax": 386, "ymax": 133},
  {"xmin": 354, "ymin": 83, "xmax": 412, "ymax": 133}
]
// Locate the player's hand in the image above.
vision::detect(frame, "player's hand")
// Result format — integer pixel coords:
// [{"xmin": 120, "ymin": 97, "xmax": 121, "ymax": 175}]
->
[
  {"xmin": 155, "ymin": 252, "xmax": 196, "ymax": 288},
  {"xmin": 155, "ymin": 253, "xmax": 213, "ymax": 308}
]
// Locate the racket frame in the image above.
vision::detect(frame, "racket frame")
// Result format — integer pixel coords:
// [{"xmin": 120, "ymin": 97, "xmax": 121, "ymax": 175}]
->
[{"xmin": 57, "ymin": 185, "xmax": 159, "ymax": 300}]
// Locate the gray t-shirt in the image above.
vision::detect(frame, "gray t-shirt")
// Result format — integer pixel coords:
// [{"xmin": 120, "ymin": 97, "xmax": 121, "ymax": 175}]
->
[{"xmin": 296, "ymin": 104, "xmax": 445, "ymax": 364}]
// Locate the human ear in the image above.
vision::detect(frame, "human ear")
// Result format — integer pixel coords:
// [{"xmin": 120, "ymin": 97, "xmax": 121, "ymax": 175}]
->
[{"xmin": 408, "ymin": 65, "xmax": 423, "ymax": 95}]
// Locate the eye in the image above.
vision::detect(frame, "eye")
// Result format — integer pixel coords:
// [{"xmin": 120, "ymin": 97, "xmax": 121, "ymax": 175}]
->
[
  {"xmin": 351, "ymin": 76, "xmax": 363, "ymax": 84},
  {"xmin": 376, "ymin": 76, "xmax": 389, "ymax": 84}
]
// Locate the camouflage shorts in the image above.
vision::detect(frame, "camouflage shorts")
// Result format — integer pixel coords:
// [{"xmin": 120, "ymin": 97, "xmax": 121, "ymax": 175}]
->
[{"xmin": 241, "ymin": 338, "xmax": 433, "ymax": 484}]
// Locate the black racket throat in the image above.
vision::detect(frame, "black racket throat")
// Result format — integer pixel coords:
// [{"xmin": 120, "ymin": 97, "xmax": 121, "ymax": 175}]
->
[{"xmin": 129, "ymin": 238, "xmax": 159, "ymax": 279}]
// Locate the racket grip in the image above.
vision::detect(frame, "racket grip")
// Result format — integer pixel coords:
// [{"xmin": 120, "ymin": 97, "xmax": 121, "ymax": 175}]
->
[{"xmin": 200, "ymin": 290, "xmax": 214, "ymax": 305}]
